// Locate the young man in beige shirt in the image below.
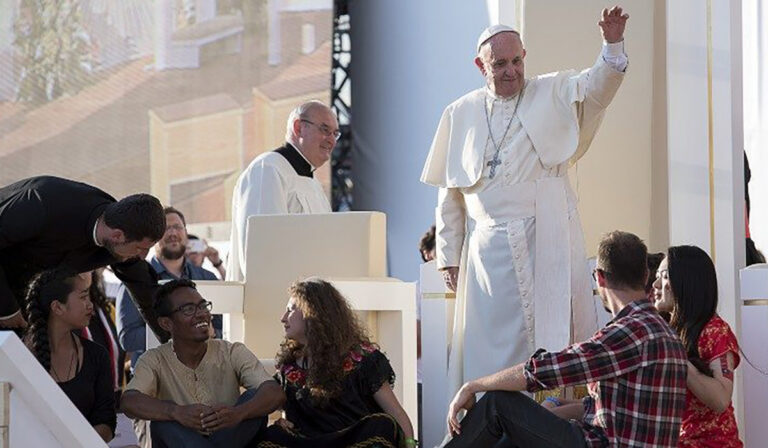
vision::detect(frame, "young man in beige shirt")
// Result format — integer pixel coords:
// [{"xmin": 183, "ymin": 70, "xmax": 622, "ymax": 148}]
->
[{"xmin": 121, "ymin": 279, "xmax": 285, "ymax": 447}]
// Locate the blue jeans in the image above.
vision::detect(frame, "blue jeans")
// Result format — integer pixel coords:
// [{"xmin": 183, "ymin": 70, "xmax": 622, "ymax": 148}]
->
[{"xmin": 150, "ymin": 389, "xmax": 266, "ymax": 448}]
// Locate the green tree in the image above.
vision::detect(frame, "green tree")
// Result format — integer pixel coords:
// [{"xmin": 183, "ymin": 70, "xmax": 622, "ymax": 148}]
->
[{"xmin": 13, "ymin": 0, "xmax": 93, "ymax": 103}]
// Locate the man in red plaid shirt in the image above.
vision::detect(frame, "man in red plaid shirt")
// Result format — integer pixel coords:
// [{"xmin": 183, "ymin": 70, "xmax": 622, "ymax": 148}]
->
[{"xmin": 443, "ymin": 231, "xmax": 688, "ymax": 447}]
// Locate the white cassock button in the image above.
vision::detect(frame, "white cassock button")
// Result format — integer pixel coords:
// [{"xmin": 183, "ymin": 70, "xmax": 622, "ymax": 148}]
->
[
  {"xmin": 518, "ymin": 279, "xmax": 524, "ymax": 285},
  {"xmin": 515, "ymin": 254, "xmax": 520, "ymax": 260},
  {"xmin": 524, "ymin": 302, "xmax": 530, "ymax": 308},
  {"xmin": 517, "ymin": 267, "xmax": 523, "ymax": 272}
]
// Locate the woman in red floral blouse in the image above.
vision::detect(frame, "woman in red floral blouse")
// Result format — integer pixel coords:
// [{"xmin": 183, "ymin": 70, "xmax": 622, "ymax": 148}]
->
[
  {"xmin": 653, "ymin": 245, "xmax": 742, "ymax": 447},
  {"xmin": 256, "ymin": 277, "xmax": 416, "ymax": 448}
]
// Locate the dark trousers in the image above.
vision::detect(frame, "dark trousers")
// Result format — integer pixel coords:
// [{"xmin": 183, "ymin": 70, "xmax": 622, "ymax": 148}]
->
[
  {"xmin": 444, "ymin": 391, "xmax": 587, "ymax": 448},
  {"xmin": 151, "ymin": 389, "xmax": 265, "ymax": 448}
]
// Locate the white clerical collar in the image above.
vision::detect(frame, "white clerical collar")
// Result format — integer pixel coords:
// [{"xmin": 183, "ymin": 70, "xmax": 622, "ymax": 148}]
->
[
  {"xmin": 93, "ymin": 217, "xmax": 102, "ymax": 247},
  {"xmin": 485, "ymin": 85, "xmax": 523, "ymax": 103},
  {"xmin": 289, "ymin": 143, "xmax": 318, "ymax": 172}
]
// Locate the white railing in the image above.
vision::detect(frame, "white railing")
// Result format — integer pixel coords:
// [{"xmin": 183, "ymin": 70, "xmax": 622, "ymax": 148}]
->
[
  {"xmin": 740, "ymin": 264, "xmax": 768, "ymax": 447},
  {"xmin": 0, "ymin": 332, "xmax": 108, "ymax": 447}
]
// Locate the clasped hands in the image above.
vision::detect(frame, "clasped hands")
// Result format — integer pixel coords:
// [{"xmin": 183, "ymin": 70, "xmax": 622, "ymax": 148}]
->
[{"xmin": 172, "ymin": 403, "xmax": 243, "ymax": 434}]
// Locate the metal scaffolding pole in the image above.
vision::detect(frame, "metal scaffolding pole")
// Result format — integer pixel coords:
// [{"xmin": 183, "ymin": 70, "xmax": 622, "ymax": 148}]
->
[{"xmin": 331, "ymin": 0, "xmax": 352, "ymax": 211}]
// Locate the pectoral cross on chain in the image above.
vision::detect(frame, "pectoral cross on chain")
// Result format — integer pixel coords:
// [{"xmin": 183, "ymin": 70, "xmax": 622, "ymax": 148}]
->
[
  {"xmin": 483, "ymin": 83, "xmax": 526, "ymax": 179},
  {"xmin": 487, "ymin": 155, "xmax": 502, "ymax": 179}
]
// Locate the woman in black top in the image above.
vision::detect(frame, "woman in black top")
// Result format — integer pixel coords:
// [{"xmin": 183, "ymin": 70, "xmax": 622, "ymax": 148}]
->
[
  {"xmin": 24, "ymin": 268, "xmax": 116, "ymax": 442},
  {"xmin": 257, "ymin": 278, "xmax": 416, "ymax": 448}
]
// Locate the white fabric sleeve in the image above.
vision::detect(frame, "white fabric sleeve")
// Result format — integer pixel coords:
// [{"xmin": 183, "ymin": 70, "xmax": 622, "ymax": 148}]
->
[
  {"xmin": 435, "ymin": 187, "xmax": 466, "ymax": 269},
  {"xmin": 601, "ymin": 40, "xmax": 628, "ymax": 72},
  {"xmin": 421, "ymin": 107, "xmax": 452, "ymax": 185},
  {"xmin": 557, "ymin": 43, "xmax": 625, "ymax": 163},
  {"xmin": 233, "ymin": 161, "xmax": 288, "ymax": 273}
]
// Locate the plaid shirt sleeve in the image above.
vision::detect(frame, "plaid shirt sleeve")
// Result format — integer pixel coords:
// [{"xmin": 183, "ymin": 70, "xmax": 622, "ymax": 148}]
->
[
  {"xmin": 524, "ymin": 322, "xmax": 650, "ymax": 391},
  {"xmin": 581, "ymin": 395, "xmax": 595, "ymax": 422}
]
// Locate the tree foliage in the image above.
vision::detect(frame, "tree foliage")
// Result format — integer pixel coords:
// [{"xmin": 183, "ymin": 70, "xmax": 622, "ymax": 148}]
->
[{"xmin": 13, "ymin": 0, "xmax": 93, "ymax": 103}]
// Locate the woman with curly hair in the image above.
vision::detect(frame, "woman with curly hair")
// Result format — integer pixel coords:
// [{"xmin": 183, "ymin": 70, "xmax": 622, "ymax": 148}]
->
[
  {"xmin": 653, "ymin": 245, "xmax": 742, "ymax": 447},
  {"xmin": 24, "ymin": 268, "xmax": 116, "ymax": 442},
  {"xmin": 258, "ymin": 277, "xmax": 416, "ymax": 448}
]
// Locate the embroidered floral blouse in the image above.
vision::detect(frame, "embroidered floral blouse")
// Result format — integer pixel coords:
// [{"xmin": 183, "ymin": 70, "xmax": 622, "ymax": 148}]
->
[
  {"xmin": 679, "ymin": 315, "xmax": 743, "ymax": 448},
  {"xmin": 276, "ymin": 343, "xmax": 396, "ymax": 438}
]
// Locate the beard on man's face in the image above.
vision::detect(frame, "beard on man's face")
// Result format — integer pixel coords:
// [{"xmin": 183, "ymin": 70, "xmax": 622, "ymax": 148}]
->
[
  {"xmin": 160, "ymin": 244, "xmax": 186, "ymax": 261},
  {"xmin": 104, "ymin": 239, "xmax": 134, "ymax": 262},
  {"xmin": 599, "ymin": 292, "xmax": 611, "ymax": 315}
]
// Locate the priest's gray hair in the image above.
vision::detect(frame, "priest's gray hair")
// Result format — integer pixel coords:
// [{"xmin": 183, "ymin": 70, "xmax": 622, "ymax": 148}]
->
[{"xmin": 285, "ymin": 100, "xmax": 337, "ymax": 141}]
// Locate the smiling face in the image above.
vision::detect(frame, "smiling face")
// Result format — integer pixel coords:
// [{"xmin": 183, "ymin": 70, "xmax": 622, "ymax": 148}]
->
[
  {"xmin": 51, "ymin": 273, "xmax": 94, "ymax": 329},
  {"xmin": 293, "ymin": 105, "xmax": 338, "ymax": 168},
  {"xmin": 161, "ymin": 287, "xmax": 212, "ymax": 343},
  {"xmin": 652, "ymin": 257, "xmax": 675, "ymax": 313},
  {"xmin": 280, "ymin": 296, "xmax": 307, "ymax": 344},
  {"xmin": 475, "ymin": 32, "xmax": 526, "ymax": 99},
  {"xmin": 159, "ymin": 212, "xmax": 187, "ymax": 260}
]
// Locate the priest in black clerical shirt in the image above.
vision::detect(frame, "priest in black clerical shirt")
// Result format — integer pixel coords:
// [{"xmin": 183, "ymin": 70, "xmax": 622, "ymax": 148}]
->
[
  {"xmin": 0, "ymin": 176, "xmax": 169, "ymax": 341},
  {"xmin": 226, "ymin": 100, "xmax": 338, "ymax": 281}
]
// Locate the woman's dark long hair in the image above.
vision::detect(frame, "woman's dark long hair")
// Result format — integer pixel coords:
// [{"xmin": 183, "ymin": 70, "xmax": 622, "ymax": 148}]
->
[
  {"xmin": 666, "ymin": 245, "xmax": 718, "ymax": 376},
  {"xmin": 24, "ymin": 268, "xmax": 78, "ymax": 372},
  {"xmin": 275, "ymin": 278, "xmax": 371, "ymax": 406},
  {"xmin": 88, "ymin": 270, "xmax": 111, "ymax": 312}
]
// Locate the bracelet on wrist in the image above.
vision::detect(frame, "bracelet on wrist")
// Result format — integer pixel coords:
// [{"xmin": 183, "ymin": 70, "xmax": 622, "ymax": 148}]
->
[
  {"xmin": 544, "ymin": 396, "xmax": 562, "ymax": 407},
  {"xmin": 404, "ymin": 437, "xmax": 419, "ymax": 447},
  {"xmin": 212, "ymin": 259, "xmax": 223, "ymax": 268}
]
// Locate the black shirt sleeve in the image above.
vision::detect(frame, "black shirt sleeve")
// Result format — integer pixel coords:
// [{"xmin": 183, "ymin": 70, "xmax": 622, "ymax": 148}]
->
[
  {"xmin": 111, "ymin": 259, "xmax": 169, "ymax": 343},
  {"xmin": 58, "ymin": 339, "xmax": 117, "ymax": 435},
  {"xmin": 0, "ymin": 196, "xmax": 45, "ymax": 316},
  {"xmin": 86, "ymin": 340, "xmax": 117, "ymax": 434},
  {"xmin": 358, "ymin": 350, "xmax": 396, "ymax": 397}
]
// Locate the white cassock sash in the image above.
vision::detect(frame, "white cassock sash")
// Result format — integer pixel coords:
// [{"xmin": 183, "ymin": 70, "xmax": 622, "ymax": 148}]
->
[{"xmin": 461, "ymin": 176, "xmax": 574, "ymax": 351}]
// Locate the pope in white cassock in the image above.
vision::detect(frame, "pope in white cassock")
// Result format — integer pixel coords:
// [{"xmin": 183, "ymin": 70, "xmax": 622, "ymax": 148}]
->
[
  {"xmin": 227, "ymin": 100, "xmax": 337, "ymax": 281},
  {"xmin": 421, "ymin": 8, "xmax": 628, "ymax": 396}
]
